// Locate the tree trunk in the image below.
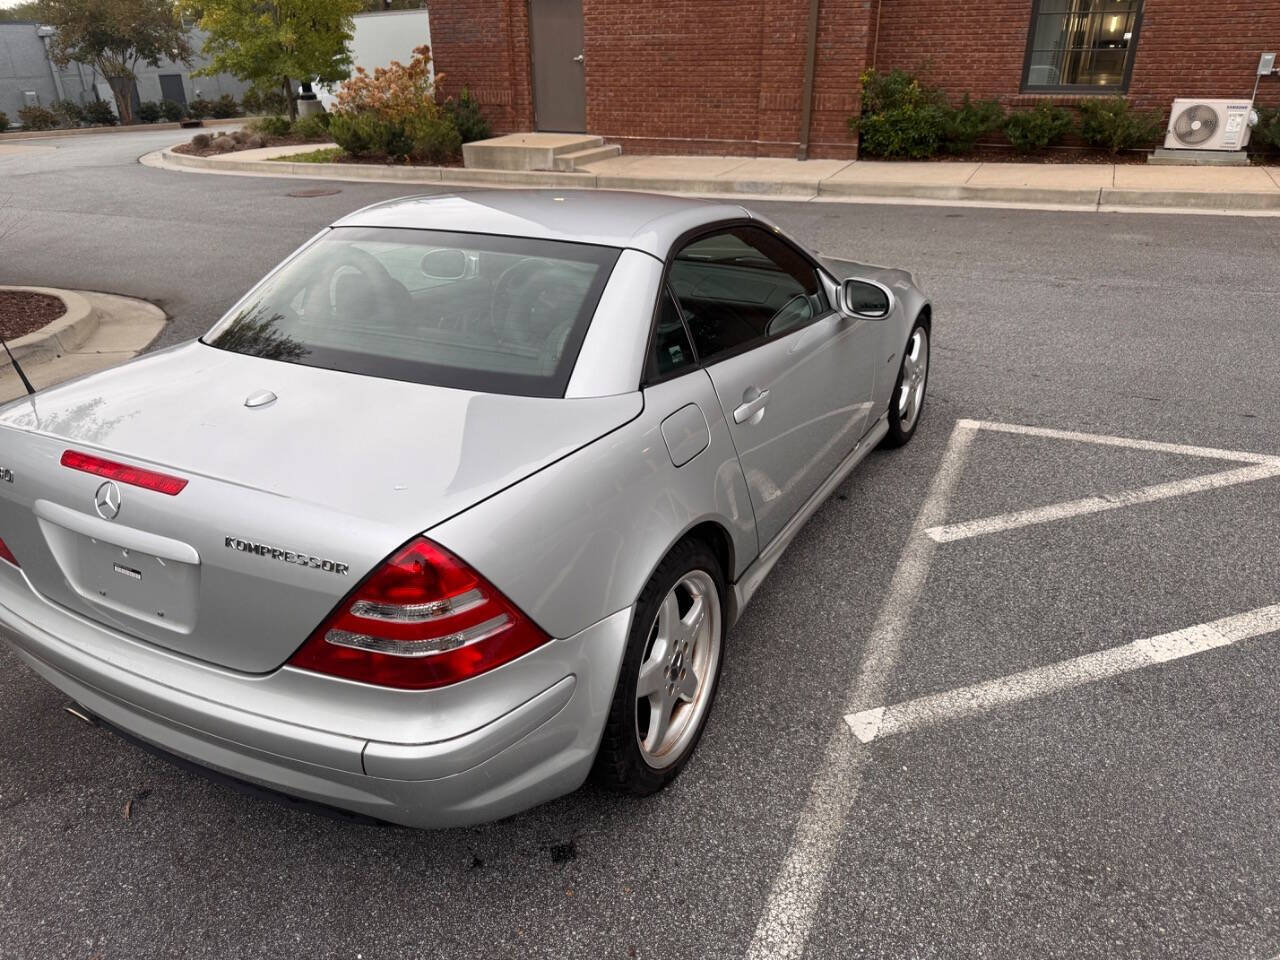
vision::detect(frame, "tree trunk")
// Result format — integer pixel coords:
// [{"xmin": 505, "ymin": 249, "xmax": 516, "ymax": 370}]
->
[
  {"xmin": 107, "ymin": 74, "xmax": 135, "ymax": 125},
  {"xmin": 282, "ymin": 76, "xmax": 297, "ymax": 122}
]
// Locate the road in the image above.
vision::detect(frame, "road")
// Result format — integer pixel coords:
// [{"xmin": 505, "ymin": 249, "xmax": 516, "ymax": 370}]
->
[{"xmin": 3, "ymin": 129, "xmax": 1280, "ymax": 960}]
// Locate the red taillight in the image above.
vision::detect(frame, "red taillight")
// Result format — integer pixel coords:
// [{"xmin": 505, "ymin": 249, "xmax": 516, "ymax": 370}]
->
[
  {"xmin": 61, "ymin": 450, "xmax": 188, "ymax": 496},
  {"xmin": 0, "ymin": 537, "xmax": 18, "ymax": 568},
  {"xmin": 287, "ymin": 537, "xmax": 551, "ymax": 689}
]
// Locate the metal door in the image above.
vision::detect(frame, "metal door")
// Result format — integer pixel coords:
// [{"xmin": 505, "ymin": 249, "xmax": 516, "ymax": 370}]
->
[
  {"xmin": 529, "ymin": 0, "xmax": 586, "ymax": 132},
  {"xmin": 158, "ymin": 74, "xmax": 186, "ymax": 108}
]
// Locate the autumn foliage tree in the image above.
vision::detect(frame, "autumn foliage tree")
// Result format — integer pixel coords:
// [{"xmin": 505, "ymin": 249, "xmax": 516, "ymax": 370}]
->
[
  {"xmin": 193, "ymin": 0, "xmax": 363, "ymax": 121},
  {"xmin": 38, "ymin": 0, "xmax": 192, "ymax": 125}
]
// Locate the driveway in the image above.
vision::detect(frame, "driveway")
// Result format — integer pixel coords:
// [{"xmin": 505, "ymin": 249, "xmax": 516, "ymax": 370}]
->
[{"xmin": 2, "ymin": 129, "xmax": 1280, "ymax": 960}]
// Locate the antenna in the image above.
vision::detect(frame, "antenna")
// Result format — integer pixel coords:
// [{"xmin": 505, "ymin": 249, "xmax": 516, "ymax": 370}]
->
[{"xmin": 0, "ymin": 336, "xmax": 36, "ymax": 396}]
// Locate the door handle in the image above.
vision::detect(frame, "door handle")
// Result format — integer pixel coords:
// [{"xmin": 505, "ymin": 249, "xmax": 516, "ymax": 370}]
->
[
  {"xmin": 572, "ymin": 53, "xmax": 584, "ymax": 63},
  {"xmin": 733, "ymin": 387, "xmax": 771, "ymax": 424}
]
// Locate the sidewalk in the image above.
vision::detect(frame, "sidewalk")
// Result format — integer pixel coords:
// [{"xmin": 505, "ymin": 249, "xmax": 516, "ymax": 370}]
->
[{"xmin": 147, "ymin": 143, "xmax": 1280, "ymax": 215}]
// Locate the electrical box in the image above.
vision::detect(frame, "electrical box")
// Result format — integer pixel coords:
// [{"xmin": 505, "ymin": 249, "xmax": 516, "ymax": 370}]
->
[{"xmin": 1260, "ymin": 52, "xmax": 1277, "ymax": 76}]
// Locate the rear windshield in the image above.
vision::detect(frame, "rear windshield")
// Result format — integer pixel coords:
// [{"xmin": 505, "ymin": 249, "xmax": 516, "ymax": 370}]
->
[{"xmin": 203, "ymin": 227, "xmax": 621, "ymax": 397}]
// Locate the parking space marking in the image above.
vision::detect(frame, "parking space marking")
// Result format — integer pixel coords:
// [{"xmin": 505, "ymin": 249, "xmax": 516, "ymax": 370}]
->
[
  {"xmin": 925, "ymin": 420, "xmax": 1280, "ymax": 544},
  {"xmin": 746, "ymin": 419, "xmax": 977, "ymax": 960},
  {"xmin": 846, "ymin": 603, "xmax": 1280, "ymax": 743}
]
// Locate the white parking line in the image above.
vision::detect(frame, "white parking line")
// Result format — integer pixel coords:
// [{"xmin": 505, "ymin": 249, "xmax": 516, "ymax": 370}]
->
[
  {"xmin": 745, "ymin": 420, "xmax": 977, "ymax": 960},
  {"xmin": 846, "ymin": 603, "xmax": 1280, "ymax": 743},
  {"xmin": 924, "ymin": 420, "xmax": 1280, "ymax": 544}
]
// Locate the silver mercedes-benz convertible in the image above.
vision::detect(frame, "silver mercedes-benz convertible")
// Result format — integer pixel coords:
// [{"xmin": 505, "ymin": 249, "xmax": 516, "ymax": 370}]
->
[{"xmin": 0, "ymin": 190, "xmax": 930, "ymax": 827}]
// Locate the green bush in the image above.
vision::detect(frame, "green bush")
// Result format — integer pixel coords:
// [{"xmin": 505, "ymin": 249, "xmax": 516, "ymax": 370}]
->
[
  {"xmin": 329, "ymin": 110, "xmax": 413, "ymax": 158},
  {"xmin": 851, "ymin": 69, "xmax": 998, "ymax": 159},
  {"xmin": 407, "ymin": 111, "xmax": 462, "ymax": 162},
  {"xmin": 1077, "ymin": 96, "xmax": 1163, "ymax": 154},
  {"xmin": 291, "ymin": 112, "xmax": 331, "ymax": 141},
  {"xmin": 82, "ymin": 99, "xmax": 117, "ymax": 126},
  {"xmin": 250, "ymin": 115, "xmax": 293, "ymax": 137},
  {"xmin": 1003, "ymin": 102, "xmax": 1074, "ymax": 152},
  {"xmin": 49, "ymin": 98, "xmax": 84, "ymax": 128},
  {"xmin": 159, "ymin": 99, "xmax": 185, "ymax": 122},
  {"xmin": 241, "ymin": 87, "xmax": 288, "ymax": 116},
  {"xmin": 941, "ymin": 94, "xmax": 1005, "ymax": 154},
  {"xmin": 187, "ymin": 97, "xmax": 215, "ymax": 120},
  {"xmin": 444, "ymin": 88, "xmax": 490, "ymax": 143},
  {"xmin": 137, "ymin": 101, "xmax": 163, "ymax": 124},
  {"xmin": 211, "ymin": 93, "xmax": 240, "ymax": 118},
  {"xmin": 17, "ymin": 105, "xmax": 56, "ymax": 131},
  {"xmin": 1252, "ymin": 106, "xmax": 1280, "ymax": 153},
  {"xmin": 0, "ymin": 112, "xmax": 8, "ymax": 133}
]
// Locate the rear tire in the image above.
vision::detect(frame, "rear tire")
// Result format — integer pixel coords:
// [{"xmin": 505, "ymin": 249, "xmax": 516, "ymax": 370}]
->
[
  {"xmin": 881, "ymin": 321, "xmax": 929, "ymax": 448},
  {"xmin": 592, "ymin": 539, "xmax": 726, "ymax": 796}
]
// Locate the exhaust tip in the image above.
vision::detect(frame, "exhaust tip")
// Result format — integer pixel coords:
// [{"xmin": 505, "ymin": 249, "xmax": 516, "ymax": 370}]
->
[{"xmin": 64, "ymin": 704, "xmax": 96, "ymax": 726}]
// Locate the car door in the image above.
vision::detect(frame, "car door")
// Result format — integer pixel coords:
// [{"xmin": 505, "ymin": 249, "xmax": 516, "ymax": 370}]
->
[{"xmin": 668, "ymin": 224, "xmax": 877, "ymax": 549}]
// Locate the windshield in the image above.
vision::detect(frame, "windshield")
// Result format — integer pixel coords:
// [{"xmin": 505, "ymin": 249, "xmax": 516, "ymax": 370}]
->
[{"xmin": 203, "ymin": 227, "xmax": 621, "ymax": 397}]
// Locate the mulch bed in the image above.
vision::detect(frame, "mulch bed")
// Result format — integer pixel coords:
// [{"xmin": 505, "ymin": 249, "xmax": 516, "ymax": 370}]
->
[
  {"xmin": 174, "ymin": 133, "xmax": 320, "ymax": 157},
  {"xmin": 0, "ymin": 290, "xmax": 64, "ymax": 340}
]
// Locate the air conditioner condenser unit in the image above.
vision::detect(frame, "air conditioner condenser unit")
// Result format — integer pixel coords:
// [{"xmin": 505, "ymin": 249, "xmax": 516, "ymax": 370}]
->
[{"xmin": 1164, "ymin": 98, "xmax": 1254, "ymax": 151}]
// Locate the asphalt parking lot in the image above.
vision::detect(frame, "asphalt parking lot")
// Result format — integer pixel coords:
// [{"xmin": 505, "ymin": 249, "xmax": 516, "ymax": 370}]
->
[{"xmin": 2, "ymin": 130, "xmax": 1280, "ymax": 960}]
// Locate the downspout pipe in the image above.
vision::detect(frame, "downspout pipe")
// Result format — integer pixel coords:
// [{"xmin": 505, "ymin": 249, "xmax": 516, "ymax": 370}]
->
[{"xmin": 797, "ymin": 0, "xmax": 820, "ymax": 160}]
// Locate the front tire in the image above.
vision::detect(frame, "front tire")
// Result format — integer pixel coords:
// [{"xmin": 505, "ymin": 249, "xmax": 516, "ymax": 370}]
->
[
  {"xmin": 592, "ymin": 539, "xmax": 726, "ymax": 796},
  {"xmin": 881, "ymin": 321, "xmax": 929, "ymax": 448}
]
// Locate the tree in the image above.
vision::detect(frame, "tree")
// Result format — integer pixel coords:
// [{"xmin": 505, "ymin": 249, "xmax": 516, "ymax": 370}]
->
[
  {"xmin": 193, "ymin": 0, "xmax": 362, "ymax": 122},
  {"xmin": 37, "ymin": 0, "xmax": 192, "ymax": 125},
  {"xmin": 0, "ymin": 2, "xmax": 44, "ymax": 22}
]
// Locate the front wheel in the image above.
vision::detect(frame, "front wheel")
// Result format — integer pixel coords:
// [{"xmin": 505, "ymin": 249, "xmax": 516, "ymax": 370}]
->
[
  {"xmin": 592, "ymin": 539, "xmax": 725, "ymax": 795},
  {"xmin": 881, "ymin": 322, "xmax": 929, "ymax": 448}
]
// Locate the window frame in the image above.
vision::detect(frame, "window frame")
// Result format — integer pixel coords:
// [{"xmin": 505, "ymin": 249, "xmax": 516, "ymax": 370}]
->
[
  {"xmin": 1019, "ymin": 0, "xmax": 1144, "ymax": 95},
  {"xmin": 641, "ymin": 219, "xmax": 838, "ymax": 387}
]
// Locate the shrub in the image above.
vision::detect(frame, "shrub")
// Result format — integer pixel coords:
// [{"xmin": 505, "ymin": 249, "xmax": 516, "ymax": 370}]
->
[
  {"xmin": 291, "ymin": 112, "xmax": 331, "ymax": 141},
  {"xmin": 407, "ymin": 111, "xmax": 461, "ymax": 162},
  {"xmin": 329, "ymin": 110, "xmax": 413, "ymax": 158},
  {"xmin": 230, "ymin": 128, "xmax": 251, "ymax": 144},
  {"xmin": 1077, "ymin": 96, "xmax": 1163, "ymax": 154},
  {"xmin": 17, "ymin": 106, "xmax": 56, "ymax": 131},
  {"xmin": 211, "ymin": 93, "xmax": 240, "ymax": 119},
  {"xmin": 444, "ymin": 88, "xmax": 490, "ymax": 143},
  {"xmin": 245, "ymin": 133, "xmax": 267, "ymax": 149},
  {"xmin": 187, "ymin": 97, "xmax": 215, "ymax": 120},
  {"xmin": 249, "ymin": 115, "xmax": 293, "ymax": 137},
  {"xmin": 1252, "ymin": 106, "xmax": 1280, "ymax": 153},
  {"xmin": 941, "ymin": 94, "xmax": 1005, "ymax": 154},
  {"xmin": 210, "ymin": 135, "xmax": 235, "ymax": 152},
  {"xmin": 137, "ymin": 101, "xmax": 163, "ymax": 124},
  {"xmin": 335, "ymin": 44, "xmax": 439, "ymax": 123},
  {"xmin": 159, "ymin": 99, "xmax": 185, "ymax": 122},
  {"xmin": 49, "ymin": 98, "xmax": 84, "ymax": 128},
  {"xmin": 190, "ymin": 132, "xmax": 212, "ymax": 149},
  {"xmin": 82, "ymin": 99, "xmax": 118, "ymax": 126},
  {"xmin": 850, "ymin": 68, "xmax": 950, "ymax": 159},
  {"xmin": 0, "ymin": 112, "xmax": 8, "ymax": 133},
  {"xmin": 1003, "ymin": 102, "xmax": 1074, "ymax": 152},
  {"xmin": 241, "ymin": 87, "xmax": 288, "ymax": 116}
]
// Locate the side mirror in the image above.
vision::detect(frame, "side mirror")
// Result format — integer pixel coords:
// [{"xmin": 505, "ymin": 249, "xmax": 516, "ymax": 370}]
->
[
  {"xmin": 420, "ymin": 248, "xmax": 468, "ymax": 281},
  {"xmin": 839, "ymin": 278, "xmax": 892, "ymax": 319}
]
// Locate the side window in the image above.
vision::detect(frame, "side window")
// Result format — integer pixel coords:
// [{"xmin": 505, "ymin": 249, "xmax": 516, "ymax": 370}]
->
[
  {"xmin": 648, "ymin": 286, "xmax": 697, "ymax": 380},
  {"xmin": 668, "ymin": 226, "xmax": 828, "ymax": 364}
]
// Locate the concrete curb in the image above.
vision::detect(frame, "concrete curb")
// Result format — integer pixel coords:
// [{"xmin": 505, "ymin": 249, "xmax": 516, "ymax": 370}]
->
[
  {"xmin": 0, "ymin": 286, "xmax": 97, "ymax": 367},
  {"xmin": 149, "ymin": 145, "xmax": 1280, "ymax": 215},
  {"xmin": 0, "ymin": 117, "xmax": 254, "ymax": 143}
]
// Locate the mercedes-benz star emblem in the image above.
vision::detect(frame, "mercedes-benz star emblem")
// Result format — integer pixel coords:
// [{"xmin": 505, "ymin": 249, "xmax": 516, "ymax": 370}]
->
[{"xmin": 94, "ymin": 480, "xmax": 122, "ymax": 521}]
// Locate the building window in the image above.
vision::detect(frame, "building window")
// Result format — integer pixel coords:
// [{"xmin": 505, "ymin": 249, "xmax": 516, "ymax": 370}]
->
[{"xmin": 1022, "ymin": 0, "xmax": 1142, "ymax": 92}]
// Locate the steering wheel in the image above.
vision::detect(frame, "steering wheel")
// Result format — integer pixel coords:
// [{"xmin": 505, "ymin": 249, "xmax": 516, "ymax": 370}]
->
[
  {"xmin": 301, "ymin": 246, "xmax": 413, "ymax": 324},
  {"xmin": 489, "ymin": 258, "xmax": 548, "ymax": 343}
]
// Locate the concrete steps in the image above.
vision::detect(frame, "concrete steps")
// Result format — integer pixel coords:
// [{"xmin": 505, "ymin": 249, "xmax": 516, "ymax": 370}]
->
[
  {"xmin": 554, "ymin": 143, "xmax": 622, "ymax": 171},
  {"xmin": 461, "ymin": 133, "xmax": 621, "ymax": 172}
]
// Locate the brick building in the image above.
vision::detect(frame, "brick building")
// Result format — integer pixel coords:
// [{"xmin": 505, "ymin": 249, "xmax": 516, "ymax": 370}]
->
[{"xmin": 426, "ymin": 0, "xmax": 1280, "ymax": 159}]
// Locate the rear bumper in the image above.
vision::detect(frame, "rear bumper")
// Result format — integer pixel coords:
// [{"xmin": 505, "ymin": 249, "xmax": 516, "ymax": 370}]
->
[{"xmin": 0, "ymin": 567, "xmax": 632, "ymax": 828}]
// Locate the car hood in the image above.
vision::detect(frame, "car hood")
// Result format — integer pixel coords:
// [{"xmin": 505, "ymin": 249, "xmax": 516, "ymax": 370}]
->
[{"xmin": 0, "ymin": 341, "xmax": 642, "ymax": 532}]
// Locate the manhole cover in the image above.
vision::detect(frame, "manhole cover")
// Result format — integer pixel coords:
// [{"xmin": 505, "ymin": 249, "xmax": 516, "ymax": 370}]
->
[{"xmin": 286, "ymin": 188, "xmax": 342, "ymax": 198}]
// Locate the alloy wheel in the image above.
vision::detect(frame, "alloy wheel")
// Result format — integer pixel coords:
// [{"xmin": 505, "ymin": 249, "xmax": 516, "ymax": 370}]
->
[{"xmin": 897, "ymin": 326, "xmax": 929, "ymax": 432}]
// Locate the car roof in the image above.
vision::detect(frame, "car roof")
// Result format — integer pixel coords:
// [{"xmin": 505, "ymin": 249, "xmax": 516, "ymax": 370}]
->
[{"xmin": 331, "ymin": 190, "xmax": 757, "ymax": 259}]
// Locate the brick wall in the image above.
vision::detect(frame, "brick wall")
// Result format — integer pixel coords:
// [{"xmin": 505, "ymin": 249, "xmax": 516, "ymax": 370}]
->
[
  {"xmin": 426, "ymin": 0, "xmax": 1279, "ymax": 156},
  {"xmin": 871, "ymin": 0, "xmax": 1280, "ymax": 110}
]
